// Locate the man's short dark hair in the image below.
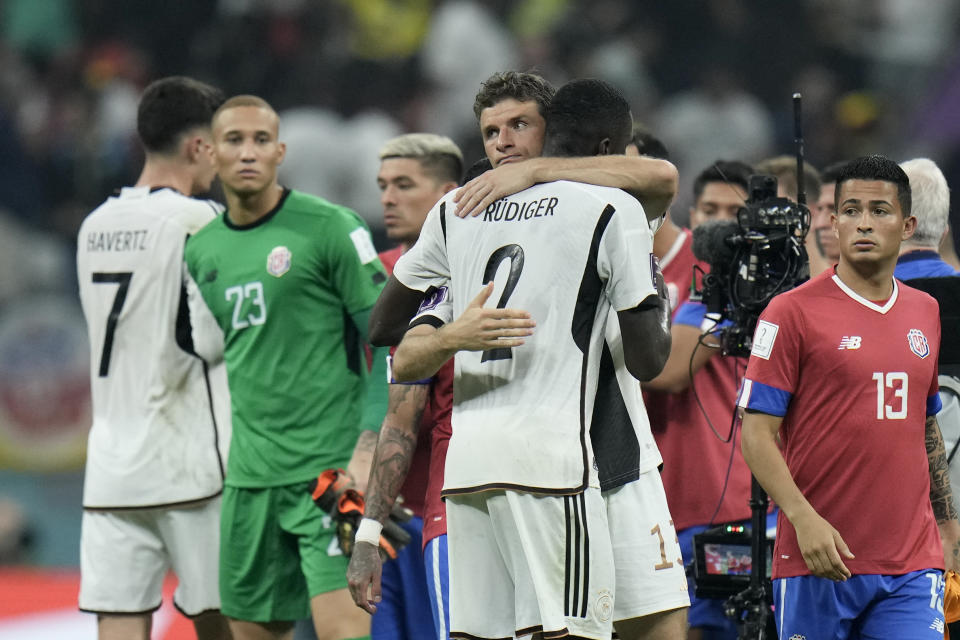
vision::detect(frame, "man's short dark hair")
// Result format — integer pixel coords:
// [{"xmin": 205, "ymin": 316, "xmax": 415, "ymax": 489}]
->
[
  {"xmin": 754, "ymin": 155, "xmax": 821, "ymax": 202},
  {"xmin": 542, "ymin": 79, "xmax": 632, "ymax": 158},
  {"xmin": 473, "ymin": 71, "xmax": 555, "ymax": 122},
  {"xmin": 835, "ymin": 155, "xmax": 911, "ymax": 216},
  {"xmin": 819, "ymin": 160, "xmax": 849, "ymax": 185},
  {"xmin": 461, "ymin": 157, "xmax": 492, "ymax": 185},
  {"xmin": 692, "ymin": 160, "xmax": 754, "ymax": 201},
  {"xmin": 629, "ymin": 125, "xmax": 670, "ymax": 161},
  {"xmin": 137, "ymin": 76, "xmax": 225, "ymax": 155}
]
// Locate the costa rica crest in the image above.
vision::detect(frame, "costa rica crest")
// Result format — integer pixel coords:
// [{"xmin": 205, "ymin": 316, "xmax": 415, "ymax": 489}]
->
[
  {"xmin": 266, "ymin": 246, "xmax": 292, "ymax": 277},
  {"xmin": 907, "ymin": 328, "xmax": 929, "ymax": 359}
]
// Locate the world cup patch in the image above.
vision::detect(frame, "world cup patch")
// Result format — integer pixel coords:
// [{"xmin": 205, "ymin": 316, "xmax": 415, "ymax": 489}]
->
[
  {"xmin": 266, "ymin": 246, "xmax": 292, "ymax": 277},
  {"xmin": 907, "ymin": 328, "xmax": 929, "ymax": 359}
]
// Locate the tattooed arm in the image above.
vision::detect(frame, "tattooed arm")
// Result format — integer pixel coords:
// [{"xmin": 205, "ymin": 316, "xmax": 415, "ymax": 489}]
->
[
  {"xmin": 346, "ymin": 429, "xmax": 379, "ymax": 494},
  {"xmin": 347, "ymin": 382, "xmax": 429, "ymax": 613},
  {"xmin": 926, "ymin": 414, "xmax": 960, "ymax": 572}
]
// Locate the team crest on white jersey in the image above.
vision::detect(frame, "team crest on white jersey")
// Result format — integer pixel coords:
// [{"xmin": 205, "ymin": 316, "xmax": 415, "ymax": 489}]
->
[
  {"xmin": 837, "ymin": 336, "xmax": 861, "ymax": 350},
  {"xmin": 266, "ymin": 246, "xmax": 292, "ymax": 277},
  {"xmin": 907, "ymin": 328, "xmax": 929, "ymax": 359},
  {"xmin": 595, "ymin": 589, "xmax": 613, "ymax": 622}
]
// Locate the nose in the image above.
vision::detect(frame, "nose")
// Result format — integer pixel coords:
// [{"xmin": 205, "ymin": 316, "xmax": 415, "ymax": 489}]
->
[
  {"xmin": 496, "ymin": 128, "xmax": 513, "ymax": 151},
  {"xmin": 240, "ymin": 139, "xmax": 257, "ymax": 162},
  {"xmin": 380, "ymin": 185, "xmax": 396, "ymax": 208},
  {"xmin": 856, "ymin": 210, "xmax": 873, "ymax": 232}
]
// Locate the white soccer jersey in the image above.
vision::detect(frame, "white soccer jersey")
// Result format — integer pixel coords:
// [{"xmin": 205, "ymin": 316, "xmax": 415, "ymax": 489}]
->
[
  {"xmin": 77, "ymin": 186, "xmax": 230, "ymax": 508},
  {"xmin": 394, "ymin": 181, "xmax": 657, "ymax": 494},
  {"xmin": 411, "ymin": 291, "xmax": 663, "ymax": 491}
]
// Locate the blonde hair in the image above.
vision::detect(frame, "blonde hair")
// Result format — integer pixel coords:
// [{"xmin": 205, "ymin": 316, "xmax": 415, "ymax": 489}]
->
[{"xmin": 379, "ymin": 133, "xmax": 463, "ymax": 184}]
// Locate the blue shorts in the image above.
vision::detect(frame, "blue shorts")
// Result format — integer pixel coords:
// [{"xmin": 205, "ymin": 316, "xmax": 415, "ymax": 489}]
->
[
  {"xmin": 678, "ymin": 511, "xmax": 778, "ymax": 639},
  {"xmin": 773, "ymin": 570, "xmax": 945, "ymax": 639},
  {"xmin": 423, "ymin": 534, "xmax": 450, "ymax": 640},
  {"xmin": 371, "ymin": 516, "xmax": 435, "ymax": 640}
]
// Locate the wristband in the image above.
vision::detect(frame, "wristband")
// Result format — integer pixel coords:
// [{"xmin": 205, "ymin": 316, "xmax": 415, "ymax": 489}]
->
[{"xmin": 355, "ymin": 517, "xmax": 383, "ymax": 546}]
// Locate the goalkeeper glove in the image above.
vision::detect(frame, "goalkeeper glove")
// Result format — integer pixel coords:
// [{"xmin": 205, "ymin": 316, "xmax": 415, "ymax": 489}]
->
[{"xmin": 308, "ymin": 468, "xmax": 414, "ymax": 560}]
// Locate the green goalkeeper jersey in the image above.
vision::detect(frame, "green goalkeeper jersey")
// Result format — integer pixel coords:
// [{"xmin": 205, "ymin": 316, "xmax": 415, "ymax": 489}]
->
[{"xmin": 185, "ymin": 189, "xmax": 387, "ymax": 487}]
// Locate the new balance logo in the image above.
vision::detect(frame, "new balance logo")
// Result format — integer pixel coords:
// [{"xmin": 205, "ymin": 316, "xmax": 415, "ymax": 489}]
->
[
  {"xmin": 838, "ymin": 336, "xmax": 861, "ymax": 350},
  {"xmin": 930, "ymin": 618, "xmax": 944, "ymax": 633}
]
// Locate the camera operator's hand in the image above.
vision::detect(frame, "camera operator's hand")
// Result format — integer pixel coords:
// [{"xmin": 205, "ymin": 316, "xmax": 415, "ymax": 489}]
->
[{"xmin": 792, "ymin": 508, "xmax": 854, "ymax": 582}]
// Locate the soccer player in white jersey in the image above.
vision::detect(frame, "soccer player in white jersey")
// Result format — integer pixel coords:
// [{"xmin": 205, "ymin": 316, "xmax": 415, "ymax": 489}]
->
[
  {"xmin": 365, "ymin": 73, "xmax": 688, "ymax": 640},
  {"xmin": 76, "ymin": 76, "xmax": 232, "ymax": 640},
  {"xmin": 367, "ymin": 79, "xmax": 672, "ymax": 640},
  {"xmin": 739, "ymin": 155, "xmax": 960, "ymax": 638}
]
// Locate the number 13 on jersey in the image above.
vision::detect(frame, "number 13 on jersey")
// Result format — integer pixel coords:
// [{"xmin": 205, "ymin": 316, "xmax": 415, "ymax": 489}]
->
[{"xmin": 872, "ymin": 371, "xmax": 908, "ymax": 420}]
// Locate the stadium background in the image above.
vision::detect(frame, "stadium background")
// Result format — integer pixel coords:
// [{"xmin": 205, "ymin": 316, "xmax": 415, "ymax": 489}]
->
[{"xmin": 0, "ymin": 0, "xmax": 958, "ymax": 635}]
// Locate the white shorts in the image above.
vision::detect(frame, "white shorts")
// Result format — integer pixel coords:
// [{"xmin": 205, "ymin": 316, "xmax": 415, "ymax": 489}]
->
[
  {"xmin": 79, "ymin": 497, "xmax": 222, "ymax": 616},
  {"xmin": 446, "ymin": 488, "xmax": 615, "ymax": 640},
  {"xmin": 604, "ymin": 470, "xmax": 690, "ymax": 621}
]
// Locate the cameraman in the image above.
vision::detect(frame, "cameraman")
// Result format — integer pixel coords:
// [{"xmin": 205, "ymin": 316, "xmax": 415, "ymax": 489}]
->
[
  {"xmin": 739, "ymin": 155, "xmax": 960, "ymax": 638},
  {"xmin": 643, "ymin": 160, "xmax": 760, "ymax": 640}
]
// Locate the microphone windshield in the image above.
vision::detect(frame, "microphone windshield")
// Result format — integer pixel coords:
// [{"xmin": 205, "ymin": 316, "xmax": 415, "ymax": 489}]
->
[{"xmin": 692, "ymin": 219, "xmax": 740, "ymax": 264}]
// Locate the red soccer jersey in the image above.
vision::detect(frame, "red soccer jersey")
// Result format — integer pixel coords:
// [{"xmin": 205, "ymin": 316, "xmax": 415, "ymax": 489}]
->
[
  {"xmin": 659, "ymin": 227, "xmax": 703, "ymax": 311},
  {"xmin": 652, "ymin": 302, "xmax": 753, "ymax": 530},
  {"xmin": 422, "ymin": 359, "xmax": 453, "ymax": 547},
  {"xmin": 740, "ymin": 269, "xmax": 943, "ymax": 578}
]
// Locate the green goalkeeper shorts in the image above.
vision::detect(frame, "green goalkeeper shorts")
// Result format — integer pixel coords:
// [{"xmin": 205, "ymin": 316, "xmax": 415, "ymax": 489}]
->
[{"xmin": 219, "ymin": 482, "xmax": 349, "ymax": 622}]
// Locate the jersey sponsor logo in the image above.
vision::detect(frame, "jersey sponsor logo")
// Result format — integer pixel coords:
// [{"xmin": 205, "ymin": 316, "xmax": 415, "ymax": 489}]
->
[
  {"xmin": 349, "ymin": 228, "xmax": 378, "ymax": 264},
  {"xmin": 908, "ymin": 328, "xmax": 930, "ymax": 359},
  {"xmin": 266, "ymin": 246, "xmax": 292, "ymax": 277},
  {"xmin": 417, "ymin": 286, "xmax": 448, "ymax": 313},
  {"xmin": 788, "ymin": 635, "xmax": 807, "ymax": 640},
  {"xmin": 750, "ymin": 320, "xmax": 779, "ymax": 360},
  {"xmin": 837, "ymin": 335, "xmax": 861, "ymax": 350}
]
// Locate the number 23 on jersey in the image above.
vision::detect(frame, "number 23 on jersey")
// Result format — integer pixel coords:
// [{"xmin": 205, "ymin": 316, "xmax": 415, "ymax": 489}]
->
[{"xmin": 225, "ymin": 281, "xmax": 267, "ymax": 330}]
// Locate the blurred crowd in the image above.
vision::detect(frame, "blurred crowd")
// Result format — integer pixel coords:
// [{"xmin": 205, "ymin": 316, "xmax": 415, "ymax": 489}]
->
[{"xmin": 2, "ymin": 0, "xmax": 960, "ymax": 256}]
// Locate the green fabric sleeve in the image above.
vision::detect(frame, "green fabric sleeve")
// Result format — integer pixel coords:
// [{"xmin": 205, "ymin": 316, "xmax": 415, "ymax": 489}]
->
[{"xmin": 352, "ymin": 306, "xmax": 389, "ymax": 433}]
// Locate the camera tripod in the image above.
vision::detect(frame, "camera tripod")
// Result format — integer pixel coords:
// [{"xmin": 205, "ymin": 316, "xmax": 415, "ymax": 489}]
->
[{"xmin": 724, "ymin": 476, "xmax": 778, "ymax": 639}]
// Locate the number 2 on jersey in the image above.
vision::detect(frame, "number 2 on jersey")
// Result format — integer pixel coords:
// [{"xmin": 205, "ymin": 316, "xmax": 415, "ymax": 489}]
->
[
  {"xmin": 481, "ymin": 244, "xmax": 524, "ymax": 362},
  {"xmin": 91, "ymin": 271, "xmax": 132, "ymax": 377}
]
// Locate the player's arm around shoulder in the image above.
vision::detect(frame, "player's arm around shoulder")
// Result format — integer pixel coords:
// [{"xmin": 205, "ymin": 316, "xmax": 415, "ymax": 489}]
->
[
  {"xmin": 391, "ymin": 284, "xmax": 535, "ymax": 382},
  {"xmin": 454, "ymin": 155, "xmax": 678, "ymax": 221}
]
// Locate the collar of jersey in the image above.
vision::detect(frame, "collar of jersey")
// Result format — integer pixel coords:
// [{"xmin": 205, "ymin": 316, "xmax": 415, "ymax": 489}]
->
[
  {"xmin": 224, "ymin": 187, "xmax": 291, "ymax": 230},
  {"xmin": 830, "ymin": 273, "xmax": 898, "ymax": 314},
  {"xmin": 897, "ymin": 249, "xmax": 942, "ymax": 264}
]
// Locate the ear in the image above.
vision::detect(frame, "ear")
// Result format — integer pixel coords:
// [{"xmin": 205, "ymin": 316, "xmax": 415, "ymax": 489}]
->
[
  {"xmin": 441, "ymin": 181, "xmax": 458, "ymax": 195},
  {"xmin": 901, "ymin": 214, "xmax": 918, "ymax": 241},
  {"xmin": 831, "ymin": 212, "xmax": 840, "ymax": 238},
  {"xmin": 276, "ymin": 141, "xmax": 287, "ymax": 166},
  {"xmin": 184, "ymin": 135, "xmax": 205, "ymax": 164}
]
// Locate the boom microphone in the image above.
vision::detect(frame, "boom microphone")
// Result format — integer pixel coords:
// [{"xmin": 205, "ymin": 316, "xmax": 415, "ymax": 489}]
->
[{"xmin": 692, "ymin": 219, "xmax": 740, "ymax": 265}]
